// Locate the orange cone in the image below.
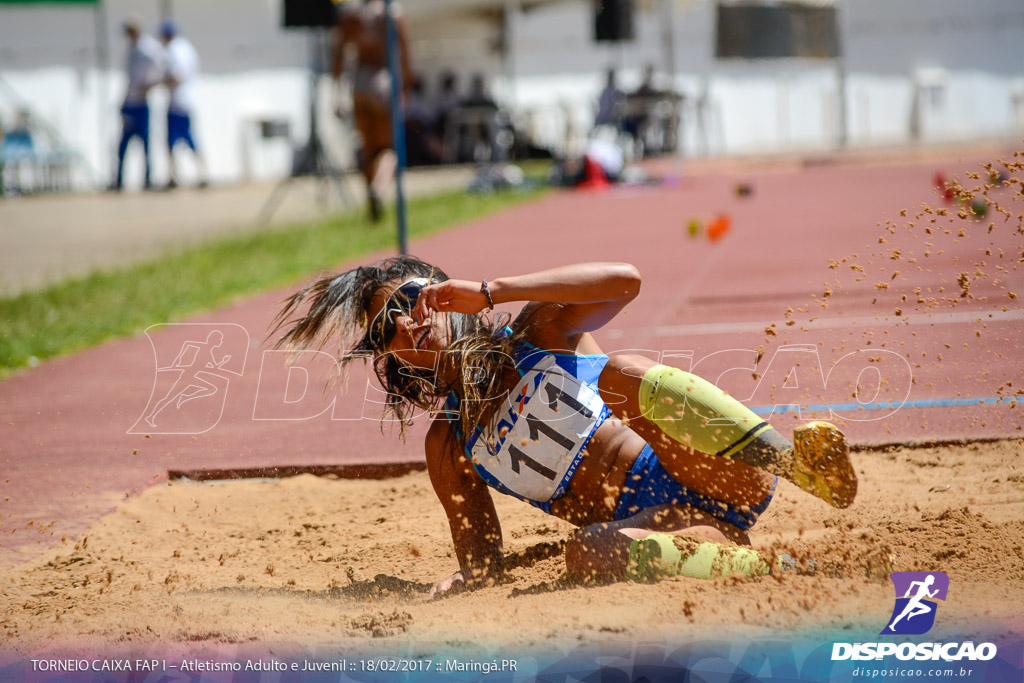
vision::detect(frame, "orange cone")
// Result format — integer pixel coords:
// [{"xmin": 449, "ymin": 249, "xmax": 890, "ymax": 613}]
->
[{"xmin": 707, "ymin": 214, "xmax": 731, "ymax": 242}]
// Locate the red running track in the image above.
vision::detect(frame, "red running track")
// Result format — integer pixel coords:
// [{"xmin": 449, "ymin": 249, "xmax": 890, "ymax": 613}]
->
[{"xmin": 2, "ymin": 149, "xmax": 1022, "ymax": 564}]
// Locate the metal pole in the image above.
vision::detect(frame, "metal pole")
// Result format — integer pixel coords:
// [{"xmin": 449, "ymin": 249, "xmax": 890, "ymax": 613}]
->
[
  {"xmin": 384, "ymin": 0, "xmax": 408, "ymax": 255},
  {"xmin": 836, "ymin": 58, "xmax": 847, "ymax": 147},
  {"xmin": 502, "ymin": 0, "xmax": 518, "ymax": 107},
  {"xmin": 94, "ymin": 0, "xmax": 111, "ymax": 188},
  {"xmin": 660, "ymin": 0, "xmax": 676, "ymax": 87},
  {"xmin": 834, "ymin": 0, "xmax": 848, "ymax": 147}
]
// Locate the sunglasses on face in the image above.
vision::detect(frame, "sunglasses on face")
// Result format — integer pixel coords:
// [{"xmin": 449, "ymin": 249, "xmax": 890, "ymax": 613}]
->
[{"xmin": 368, "ymin": 277, "xmax": 431, "ymax": 350}]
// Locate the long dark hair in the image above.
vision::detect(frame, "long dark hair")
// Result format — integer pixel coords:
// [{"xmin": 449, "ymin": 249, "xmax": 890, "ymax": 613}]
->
[{"xmin": 271, "ymin": 255, "xmax": 533, "ymax": 445}]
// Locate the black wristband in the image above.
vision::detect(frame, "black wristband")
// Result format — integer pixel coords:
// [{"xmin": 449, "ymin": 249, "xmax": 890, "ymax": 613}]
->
[{"xmin": 480, "ymin": 279, "xmax": 494, "ymax": 310}]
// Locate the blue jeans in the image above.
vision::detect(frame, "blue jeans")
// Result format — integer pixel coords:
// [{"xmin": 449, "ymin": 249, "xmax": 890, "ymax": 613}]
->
[{"xmin": 116, "ymin": 104, "xmax": 150, "ymax": 189}]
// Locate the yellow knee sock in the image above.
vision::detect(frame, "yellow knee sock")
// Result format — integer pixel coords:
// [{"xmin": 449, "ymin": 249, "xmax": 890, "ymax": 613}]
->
[
  {"xmin": 625, "ymin": 533, "xmax": 770, "ymax": 581},
  {"xmin": 638, "ymin": 364, "xmax": 771, "ymax": 457}
]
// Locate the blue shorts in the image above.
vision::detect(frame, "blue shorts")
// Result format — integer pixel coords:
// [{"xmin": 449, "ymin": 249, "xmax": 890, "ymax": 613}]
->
[
  {"xmin": 120, "ymin": 104, "xmax": 150, "ymax": 143},
  {"xmin": 168, "ymin": 111, "xmax": 197, "ymax": 151},
  {"xmin": 614, "ymin": 445, "xmax": 776, "ymax": 530}
]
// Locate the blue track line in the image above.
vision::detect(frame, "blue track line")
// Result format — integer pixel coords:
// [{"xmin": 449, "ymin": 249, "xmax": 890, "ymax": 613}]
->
[{"xmin": 749, "ymin": 396, "xmax": 1013, "ymax": 415}]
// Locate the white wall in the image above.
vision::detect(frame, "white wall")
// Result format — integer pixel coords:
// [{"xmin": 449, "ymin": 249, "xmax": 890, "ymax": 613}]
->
[{"xmin": 1, "ymin": 0, "xmax": 1022, "ymax": 190}]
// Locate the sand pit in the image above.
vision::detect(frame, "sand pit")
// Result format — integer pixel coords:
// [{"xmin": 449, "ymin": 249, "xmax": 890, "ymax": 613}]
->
[{"xmin": 1, "ymin": 440, "xmax": 1022, "ymax": 657}]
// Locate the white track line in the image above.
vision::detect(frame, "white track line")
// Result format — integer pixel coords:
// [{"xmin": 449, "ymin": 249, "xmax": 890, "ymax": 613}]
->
[{"xmin": 604, "ymin": 308, "xmax": 1024, "ymax": 339}]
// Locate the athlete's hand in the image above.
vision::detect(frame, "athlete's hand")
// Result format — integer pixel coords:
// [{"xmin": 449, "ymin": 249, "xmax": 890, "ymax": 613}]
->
[
  {"xmin": 429, "ymin": 571, "xmax": 465, "ymax": 597},
  {"xmin": 413, "ymin": 280, "xmax": 490, "ymax": 321}
]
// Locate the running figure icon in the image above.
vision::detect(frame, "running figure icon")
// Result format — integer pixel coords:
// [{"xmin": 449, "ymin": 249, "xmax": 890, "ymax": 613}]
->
[
  {"xmin": 888, "ymin": 574, "xmax": 939, "ymax": 631},
  {"xmin": 144, "ymin": 330, "xmax": 232, "ymax": 428}
]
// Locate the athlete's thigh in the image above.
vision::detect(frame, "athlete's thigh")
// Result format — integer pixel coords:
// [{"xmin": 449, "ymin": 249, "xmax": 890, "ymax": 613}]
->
[
  {"xmin": 598, "ymin": 354, "xmax": 772, "ymax": 507},
  {"xmin": 597, "ymin": 353, "xmax": 657, "ymax": 420},
  {"xmin": 598, "ymin": 353, "xmax": 709, "ymax": 459}
]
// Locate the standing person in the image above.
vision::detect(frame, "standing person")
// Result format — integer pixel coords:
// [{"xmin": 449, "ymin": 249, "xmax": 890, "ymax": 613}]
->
[
  {"xmin": 434, "ymin": 70, "xmax": 460, "ymax": 138},
  {"xmin": 623, "ymin": 63, "xmax": 663, "ymax": 155},
  {"xmin": 433, "ymin": 70, "xmax": 460, "ymax": 162},
  {"xmin": 159, "ymin": 20, "xmax": 209, "ymax": 190},
  {"xmin": 404, "ymin": 74, "xmax": 442, "ymax": 166},
  {"xmin": 332, "ymin": 0, "xmax": 413, "ymax": 222},
  {"xmin": 273, "ymin": 257, "xmax": 858, "ymax": 592},
  {"xmin": 595, "ymin": 68, "xmax": 623, "ymax": 128},
  {"xmin": 456, "ymin": 73, "xmax": 502, "ymax": 163},
  {"xmin": 113, "ymin": 17, "xmax": 163, "ymax": 191}
]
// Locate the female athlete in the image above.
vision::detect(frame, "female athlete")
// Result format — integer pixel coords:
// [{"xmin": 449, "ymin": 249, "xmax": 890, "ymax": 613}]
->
[{"xmin": 273, "ymin": 256, "xmax": 857, "ymax": 592}]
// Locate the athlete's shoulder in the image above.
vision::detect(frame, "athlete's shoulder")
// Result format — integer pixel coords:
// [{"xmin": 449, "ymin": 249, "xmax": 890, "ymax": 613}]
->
[
  {"xmin": 512, "ymin": 307, "xmax": 603, "ymax": 359},
  {"xmin": 511, "ymin": 302, "xmax": 574, "ymax": 351}
]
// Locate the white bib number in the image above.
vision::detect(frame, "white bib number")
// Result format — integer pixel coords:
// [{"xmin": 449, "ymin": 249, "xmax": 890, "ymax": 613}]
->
[{"xmin": 470, "ymin": 355, "xmax": 605, "ymax": 502}]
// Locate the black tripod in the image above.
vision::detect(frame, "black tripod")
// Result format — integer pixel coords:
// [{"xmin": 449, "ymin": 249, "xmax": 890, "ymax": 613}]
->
[{"xmin": 259, "ymin": 28, "xmax": 351, "ymax": 223}]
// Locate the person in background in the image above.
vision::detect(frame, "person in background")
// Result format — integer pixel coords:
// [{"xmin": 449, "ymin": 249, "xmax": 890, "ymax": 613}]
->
[
  {"xmin": 551, "ymin": 136, "xmax": 625, "ymax": 189},
  {"xmin": 633, "ymin": 63, "xmax": 662, "ymax": 99},
  {"xmin": 113, "ymin": 16, "xmax": 163, "ymax": 191},
  {"xmin": 460, "ymin": 74, "xmax": 498, "ymax": 110},
  {"xmin": 333, "ymin": 0, "xmax": 413, "ymax": 222},
  {"xmin": 434, "ymin": 70, "xmax": 460, "ymax": 142},
  {"xmin": 456, "ymin": 74, "xmax": 503, "ymax": 162},
  {"xmin": 622, "ymin": 64, "xmax": 662, "ymax": 152},
  {"xmin": 595, "ymin": 68, "xmax": 623, "ymax": 128},
  {"xmin": 1, "ymin": 110, "xmax": 34, "ymax": 157},
  {"xmin": 0, "ymin": 110, "xmax": 36, "ymax": 196},
  {"xmin": 404, "ymin": 74, "xmax": 442, "ymax": 167},
  {"xmin": 159, "ymin": 20, "xmax": 209, "ymax": 190}
]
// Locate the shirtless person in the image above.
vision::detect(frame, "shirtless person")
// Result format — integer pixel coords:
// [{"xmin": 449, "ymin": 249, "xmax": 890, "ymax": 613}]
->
[{"xmin": 332, "ymin": 0, "xmax": 413, "ymax": 222}]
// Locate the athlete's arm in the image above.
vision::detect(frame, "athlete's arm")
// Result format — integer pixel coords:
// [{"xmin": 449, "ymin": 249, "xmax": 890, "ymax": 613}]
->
[
  {"xmin": 412, "ymin": 262, "xmax": 641, "ymax": 335},
  {"xmin": 425, "ymin": 418, "xmax": 504, "ymax": 593}
]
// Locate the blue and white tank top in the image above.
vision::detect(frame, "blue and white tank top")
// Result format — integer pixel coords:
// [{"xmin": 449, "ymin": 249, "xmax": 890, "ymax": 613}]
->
[{"xmin": 447, "ymin": 338, "xmax": 611, "ymax": 514}]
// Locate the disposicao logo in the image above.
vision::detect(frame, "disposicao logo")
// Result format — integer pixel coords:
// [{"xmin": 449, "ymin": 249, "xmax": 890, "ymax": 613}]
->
[
  {"xmin": 831, "ymin": 571, "xmax": 998, "ymax": 662},
  {"xmin": 882, "ymin": 571, "xmax": 948, "ymax": 635}
]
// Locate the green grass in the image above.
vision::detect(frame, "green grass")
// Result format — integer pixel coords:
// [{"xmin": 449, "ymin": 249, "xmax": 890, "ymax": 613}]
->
[{"xmin": 0, "ymin": 187, "xmax": 547, "ymax": 377}]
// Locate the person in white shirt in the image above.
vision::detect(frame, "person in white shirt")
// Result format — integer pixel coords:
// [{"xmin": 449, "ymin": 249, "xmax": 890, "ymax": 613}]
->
[
  {"xmin": 113, "ymin": 16, "xmax": 163, "ymax": 191},
  {"xmin": 159, "ymin": 20, "xmax": 208, "ymax": 189}
]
